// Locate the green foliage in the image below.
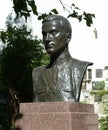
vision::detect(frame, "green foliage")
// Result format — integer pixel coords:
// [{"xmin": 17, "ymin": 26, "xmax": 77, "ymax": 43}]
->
[
  {"xmin": 0, "ymin": 25, "xmax": 47, "ymax": 102},
  {"xmin": 37, "ymin": 9, "xmax": 58, "ymax": 20},
  {"xmin": 0, "ymin": 1, "xmax": 95, "ymax": 129},
  {"xmin": 0, "ymin": 103, "xmax": 10, "ymax": 129},
  {"xmin": 67, "ymin": 4, "xmax": 95, "ymax": 27},
  {"xmin": 90, "ymin": 81, "xmax": 106, "ymax": 102},
  {"xmin": 99, "ymin": 116, "xmax": 108, "ymax": 130},
  {"xmin": 93, "ymin": 81, "xmax": 105, "ymax": 90},
  {"xmin": 90, "ymin": 89, "xmax": 108, "ymax": 102},
  {"xmin": 90, "ymin": 90, "xmax": 108, "ymax": 97},
  {"xmin": 0, "ymin": 25, "xmax": 49, "ymax": 129},
  {"xmin": 12, "ymin": 0, "xmax": 38, "ymax": 19},
  {"xmin": 11, "ymin": 0, "xmax": 95, "ymax": 27},
  {"xmin": 101, "ymin": 94, "xmax": 108, "ymax": 114},
  {"xmin": 93, "ymin": 91, "xmax": 108, "ymax": 130},
  {"xmin": 83, "ymin": 12, "xmax": 95, "ymax": 26}
]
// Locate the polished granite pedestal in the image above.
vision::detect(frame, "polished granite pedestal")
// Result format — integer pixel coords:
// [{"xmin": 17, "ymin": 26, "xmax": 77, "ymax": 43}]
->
[{"xmin": 15, "ymin": 102, "xmax": 98, "ymax": 130}]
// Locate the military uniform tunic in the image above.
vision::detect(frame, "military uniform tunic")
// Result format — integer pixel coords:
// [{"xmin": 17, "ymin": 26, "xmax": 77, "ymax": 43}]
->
[{"xmin": 32, "ymin": 51, "xmax": 92, "ymax": 102}]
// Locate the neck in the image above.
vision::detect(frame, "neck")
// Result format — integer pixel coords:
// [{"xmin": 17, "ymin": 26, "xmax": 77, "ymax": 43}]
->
[{"xmin": 49, "ymin": 47, "xmax": 69, "ymax": 67}]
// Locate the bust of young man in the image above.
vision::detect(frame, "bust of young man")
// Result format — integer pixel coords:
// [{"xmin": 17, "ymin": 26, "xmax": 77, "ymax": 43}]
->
[{"xmin": 32, "ymin": 15, "xmax": 93, "ymax": 102}]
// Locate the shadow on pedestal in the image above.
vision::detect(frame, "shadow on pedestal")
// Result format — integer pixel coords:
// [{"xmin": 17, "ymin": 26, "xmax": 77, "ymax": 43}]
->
[{"xmin": 15, "ymin": 113, "xmax": 23, "ymax": 130}]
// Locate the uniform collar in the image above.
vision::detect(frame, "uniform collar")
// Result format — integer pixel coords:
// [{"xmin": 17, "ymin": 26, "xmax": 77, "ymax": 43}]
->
[{"xmin": 46, "ymin": 49, "xmax": 72, "ymax": 69}]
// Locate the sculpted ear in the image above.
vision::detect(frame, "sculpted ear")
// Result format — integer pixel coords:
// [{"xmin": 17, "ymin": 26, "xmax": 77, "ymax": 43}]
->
[{"xmin": 66, "ymin": 33, "xmax": 71, "ymax": 44}]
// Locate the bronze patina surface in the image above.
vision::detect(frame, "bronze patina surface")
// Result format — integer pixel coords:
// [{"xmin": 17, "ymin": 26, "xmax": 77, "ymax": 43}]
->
[{"xmin": 32, "ymin": 15, "xmax": 93, "ymax": 102}]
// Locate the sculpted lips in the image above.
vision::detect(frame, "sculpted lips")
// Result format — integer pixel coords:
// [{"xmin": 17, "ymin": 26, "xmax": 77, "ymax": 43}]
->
[{"xmin": 46, "ymin": 42, "xmax": 55, "ymax": 48}]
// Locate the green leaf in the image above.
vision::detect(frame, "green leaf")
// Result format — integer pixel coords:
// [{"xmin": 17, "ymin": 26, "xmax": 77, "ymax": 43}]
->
[
  {"xmin": 83, "ymin": 12, "xmax": 95, "ymax": 27},
  {"xmin": 51, "ymin": 9, "xmax": 58, "ymax": 14},
  {"xmin": 27, "ymin": 0, "xmax": 38, "ymax": 15},
  {"xmin": 77, "ymin": 15, "xmax": 82, "ymax": 22},
  {"xmin": 68, "ymin": 10, "xmax": 78, "ymax": 18},
  {"xmin": 38, "ymin": 13, "xmax": 48, "ymax": 20}
]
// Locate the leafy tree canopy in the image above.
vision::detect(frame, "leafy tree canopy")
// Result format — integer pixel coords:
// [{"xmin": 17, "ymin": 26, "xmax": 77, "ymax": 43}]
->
[
  {"xmin": 0, "ymin": 21, "xmax": 49, "ymax": 130},
  {"xmin": 0, "ymin": 25, "xmax": 48, "ymax": 102},
  {"xmin": 0, "ymin": 1, "xmax": 95, "ymax": 128},
  {"xmin": 11, "ymin": 0, "xmax": 95, "ymax": 27}
]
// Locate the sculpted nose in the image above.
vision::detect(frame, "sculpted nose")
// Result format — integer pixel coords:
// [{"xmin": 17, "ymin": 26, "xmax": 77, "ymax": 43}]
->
[{"xmin": 45, "ymin": 33, "xmax": 51, "ymax": 41}]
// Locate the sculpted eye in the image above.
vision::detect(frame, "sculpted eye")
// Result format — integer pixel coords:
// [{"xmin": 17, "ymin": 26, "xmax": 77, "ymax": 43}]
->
[{"xmin": 51, "ymin": 30, "xmax": 59, "ymax": 36}]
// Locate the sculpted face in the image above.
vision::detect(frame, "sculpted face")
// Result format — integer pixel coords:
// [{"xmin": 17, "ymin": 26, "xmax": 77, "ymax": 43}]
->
[{"xmin": 42, "ymin": 20, "xmax": 69, "ymax": 55}]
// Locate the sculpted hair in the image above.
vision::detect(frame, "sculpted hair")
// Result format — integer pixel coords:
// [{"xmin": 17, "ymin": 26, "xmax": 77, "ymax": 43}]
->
[{"xmin": 42, "ymin": 15, "xmax": 72, "ymax": 34}]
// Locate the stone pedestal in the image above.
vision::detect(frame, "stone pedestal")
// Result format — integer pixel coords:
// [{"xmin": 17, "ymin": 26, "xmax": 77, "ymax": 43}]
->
[{"xmin": 15, "ymin": 102, "xmax": 98, "ymax": 130}]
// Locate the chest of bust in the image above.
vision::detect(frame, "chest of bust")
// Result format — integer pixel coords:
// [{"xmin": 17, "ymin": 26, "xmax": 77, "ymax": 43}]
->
[{"xmin": 33, "ymin": 63, "xmax": 76, "ymax": 102}]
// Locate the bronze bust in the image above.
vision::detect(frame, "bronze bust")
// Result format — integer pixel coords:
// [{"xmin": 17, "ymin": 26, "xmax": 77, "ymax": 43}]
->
[{"xmin": 32, "ymin": 15, "xmax": 93, "ymax": 102}]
